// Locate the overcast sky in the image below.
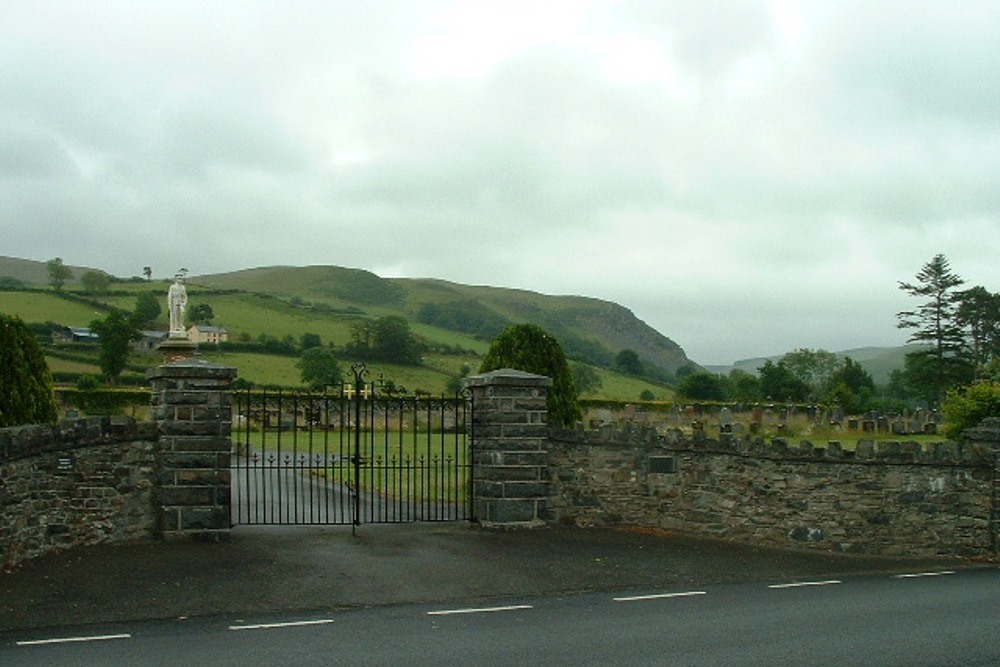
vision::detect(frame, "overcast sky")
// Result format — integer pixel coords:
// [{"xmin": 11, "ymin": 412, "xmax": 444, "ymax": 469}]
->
[{"xmin": 3, "ymin": 1, "xmax": 997, "ymax": 365}]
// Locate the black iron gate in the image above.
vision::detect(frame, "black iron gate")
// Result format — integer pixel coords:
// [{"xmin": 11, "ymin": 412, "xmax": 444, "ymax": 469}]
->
[{"xmin": 231, "ymin": 363, "xmax": 473, "ymax": 526}]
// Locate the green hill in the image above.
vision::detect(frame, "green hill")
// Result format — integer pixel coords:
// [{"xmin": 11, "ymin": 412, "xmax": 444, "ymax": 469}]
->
[
  {"xmin": 0, "ymin": 258, "xmax": 679, "ymax": 399},
  {"xmin": 194, "ymin": 265, "xmax": 691, "ymax": 376}
]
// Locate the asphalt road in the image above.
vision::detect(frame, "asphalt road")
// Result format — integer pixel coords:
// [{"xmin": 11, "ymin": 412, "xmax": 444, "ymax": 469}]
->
[{"xmin": 3, "ymin": 569, "xmax": 997, "ymax": 666}]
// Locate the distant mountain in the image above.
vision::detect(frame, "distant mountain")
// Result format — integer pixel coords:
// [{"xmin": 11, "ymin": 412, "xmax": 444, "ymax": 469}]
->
[
  {"xmin": 194, "ymin": 265, "xmax": 692, "ymax": 376},
  {"xmin": 705, "ymin": 344, "xmax": 925, "ymax": 384}
]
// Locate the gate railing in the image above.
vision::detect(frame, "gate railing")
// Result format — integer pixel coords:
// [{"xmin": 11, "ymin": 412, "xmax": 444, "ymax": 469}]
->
[{"xmin": 231, "ymin": 363, "xmax": 473, "ymax": 527}]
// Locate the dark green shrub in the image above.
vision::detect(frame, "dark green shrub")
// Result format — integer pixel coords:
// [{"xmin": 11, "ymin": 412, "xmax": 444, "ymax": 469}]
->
[
  {"xmin": 1, "ymin": 313, "xmax": 58, "ymax": 426},
  {"xmin": 942, "ymin": 382, "xmax": 1000, "ymax": 439}
]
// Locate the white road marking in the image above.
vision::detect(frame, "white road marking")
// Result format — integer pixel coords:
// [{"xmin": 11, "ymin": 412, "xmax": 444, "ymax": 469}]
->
[
  {"xmin": 893, "ymin": 571, "xmax": 956, "ymax": 579},
  {"xmin": 427, "ymin": 604, "xmax": 533, "ymax": 616},
  {"xmin": 16, "ymin": 633, "xmax": 131, "ymax": 647},
  {"xmin": 768, "ymin": 580, "xmax": 842, "ymax": 589},
  {"xmin": 614, "ymin": 591, "xmax": 707, "ymax": 602},
  {"xmin": 229, "ymin": 619, "xmax": 334, "ymax": 631}
]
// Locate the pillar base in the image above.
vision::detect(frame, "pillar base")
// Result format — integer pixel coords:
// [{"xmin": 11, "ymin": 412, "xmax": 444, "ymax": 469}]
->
[{"xmin": 158, "ymin": 337, "xmax": 198, "ymax": 363}]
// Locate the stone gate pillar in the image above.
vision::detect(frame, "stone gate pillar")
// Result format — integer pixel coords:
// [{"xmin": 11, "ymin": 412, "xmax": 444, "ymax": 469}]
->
[
  {"xmin": 465, "ymin": 369, "xmax": 552, "ymax": 526},
  {"xmin": 148, "ymin": 359, "xmax": 237, "ymax": 541}
]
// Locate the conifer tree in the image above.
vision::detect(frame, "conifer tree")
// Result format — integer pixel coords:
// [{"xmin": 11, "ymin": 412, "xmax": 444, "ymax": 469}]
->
[
  {"xmin": 897, "ymin": 254, "xmax": 973, "ymax": 402},
  {"xmin": 479, "ymin": 323, "xmax": 581, "ymax": 426},
  {"xmin": 0, "ymin": 313, "xmax": 58, "ymax": 427}
]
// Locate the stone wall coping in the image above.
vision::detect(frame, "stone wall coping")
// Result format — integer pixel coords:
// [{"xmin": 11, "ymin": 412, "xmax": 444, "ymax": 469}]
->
[
  {"xmin": 0, "ymin": 417, "xmax": 158, "ymax": 464},
  {"xmin": 464, "ymin": 369, "xmax": 553, "ymax": 388},
  {"xmin": 549, "ymin": 423, "xmax": 994, "ymax": 467},
  {"xmin": 146, "ymin": 359, "xmax": 238, "ymax": 380}
]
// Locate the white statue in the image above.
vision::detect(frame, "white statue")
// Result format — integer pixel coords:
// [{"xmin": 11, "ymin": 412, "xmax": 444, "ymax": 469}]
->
[{"xmin": 167, "ymin": 270, "xmax": 189, "ymax": 338}]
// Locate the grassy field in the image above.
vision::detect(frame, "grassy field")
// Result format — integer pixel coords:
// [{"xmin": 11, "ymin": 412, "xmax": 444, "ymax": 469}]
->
[
  {"xmin": 0, "ymin": 292, "xmax": 109, "ymax": 325},
  {"xmin": 4, "ymin": 282, "xmax": 674, "ymax": 401}
]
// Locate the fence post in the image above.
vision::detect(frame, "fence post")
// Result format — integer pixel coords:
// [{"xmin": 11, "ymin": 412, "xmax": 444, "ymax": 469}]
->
[
  {"xmin": 148, "ymin": 359, "xmax": 237, "ymax": 541},
  {"xmin": 464, "ymin": 369, "xmax": 552, "ymax": 526}
]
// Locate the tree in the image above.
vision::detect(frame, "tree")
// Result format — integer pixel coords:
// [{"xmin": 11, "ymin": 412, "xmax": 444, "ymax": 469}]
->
[
  {"xmin": 90, "ymin": 310, "xmax": 140, "ymax": 383},
  {"xmin": 571, "ymin": 363, "xmax": 603, "ymax": 396},
  {"xmin": 131, "ymin": 291, "xmax": 161, "ymax": 329},
  {"xmin": 758, "ymin": 360, "xmax": 810, "ymax": 402},
  {"xmin": 80, "ymin": 270, "xmax": 111, "ymax": 295},
  {"xmin": 729, "ymin": 369, "xmax": 761, "ymax": 402},
  {"xmin": 300, "ymin": 332, "xmax": 322, "ymax": 351},
  {"xmin": 46, "ymin": 257, "xmax": 73, "ymax": 292},
  {"xmin": 679, "ymin": 372, "xmax": 726, "ymax": 401},
  {"xmin": 142, "ymin": 266, "xmax": 152, "ymax": 281},
  {"xmin": 480, "ymin": 323, "xmax": 581, "ymax": 426},
  {"xmin": 615, "ymin": 349, "xmax": 644, "ymax": 376},
  {"xmin": 780, "ymin": 348, "xmax": 840, "ymax": 398},
  {"xmin": 897, "ymin": 254, "xmax": 973, "ymax": 403},
  {"xmin": 0, "ymin": 313, "xmax": 58, "ymax": 427},
  {"xmin": 372, "ymin": 316, "xmax": 423, "ymax": 364},
  {"xmin": 189, "ymin": 303, "xmax": 214, "ymax": 325},
  {"xmin": 942, "ymin": 382, "xmax": 1000, "ymax": 439},
  {"xmin": 957, "ymin": 286, "xmax": 1000, "ymax": 375},
  {"xmin": 348, "ymin": 316, "xmax": 424, "ymax": 365},
  {"xmin": 823, "ymin": 358, "xmax": 875, "ymax": 413},
  {"xmin": 297, "ymin": 347, "xmax": 342, "ymax": 390}
]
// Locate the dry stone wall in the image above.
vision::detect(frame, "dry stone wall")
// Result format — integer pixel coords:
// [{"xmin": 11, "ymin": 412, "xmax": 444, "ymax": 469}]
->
[{"xmin": 548, "ymin": 421, "xmax": 999, "ymax": 557}]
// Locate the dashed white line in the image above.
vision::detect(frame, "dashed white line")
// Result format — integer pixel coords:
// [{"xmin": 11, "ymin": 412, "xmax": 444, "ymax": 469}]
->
[
  {"xmin": 229, "ymin": 619, "xmax": 334, "ymax": 631},
  {"xmin": 16, "ymin": 633, "xmax": 132, "ymax": 647},
  {"xmin": 893, "ymin": 571, "xmax": 956, "ymax": 579},
  {"xmin": 427, "ymin": 604, "xmax": 533, "ymax": 616},
  {"xmin": 614, "ymin": 591, "xmax": 707, "ymax": 602},
  {"xmin": 768, "ymin": 580, "xmax": 842, "ymax": 589}
]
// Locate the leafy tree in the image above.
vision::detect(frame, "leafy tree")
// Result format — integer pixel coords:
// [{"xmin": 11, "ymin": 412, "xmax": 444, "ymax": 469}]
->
[
  {"xmin": 297, "ymin": 347, "xmax": 342, "ymax": 390},
  {"xmin": 0, "ymin": 313, "xmax": 58, "ymax": 426},
  {"xmin": 80, "ymin": 270, "xmax": 111, "ymax": 295},
  {"xmin": 729, "ymin": 369, "xmax": 761, "ymax": 402},
  {"xmin": 480, "ymin": 323, "xmax": 581, "ymax": 426},
  {"xmin": 131, "ymin": 292, "xmax": 162, "ymax": 328},
  {"xmin": 189, "ymin": 303, "xmax": 215, "ymax": 325},
  {"xmin": 300, "ymin": 332, "xmax": 322, "ymax": 351},
  {"xmin": 571, "ymin": 363, "xmax": 603, "ymax": 396},
  {"xmin": 46, "ymin": 257, "xmax": 73, "ymax": 292},
  {"xmin": 942, "ymin": 382, "xmax": 1000, "ymax": 439},
  {"xmin": 348, "ymin": 316, "xmax": 424, "ymax": 365},
  {"xmin": 143, "ymin": 266, "xmax": 152, "ymax": 281},
  {"xmin": 780, "ymin": 348, "xmax": 840, "ymax": 398},
  {"xmin": 897, "ymin": 254, "xmax": 973, "ymax": 403},
  {"xmin": 639, "ymin": 389, "xmax": 655, "ymax": 401},
  {"xmin": 823, "ymin": 358, "xmax": 875, "ymax": 413},
  {"xmin": 758, "ymin": 360, "xmax": 810, "ymax": 402},
  {"xmin": 679, "ymin": 372, "xmax": 726, "ymax": 401},
  {"xmin": 831, "ymin": 357, "xmax": 874, "ymax": 395},
  {"xmin": 90, "ymin": 310, "xmax": 140, "ymax": 383},
  {"xmin": 615, "ymin": 349, "xmax": 644, "ymax": 376}
]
